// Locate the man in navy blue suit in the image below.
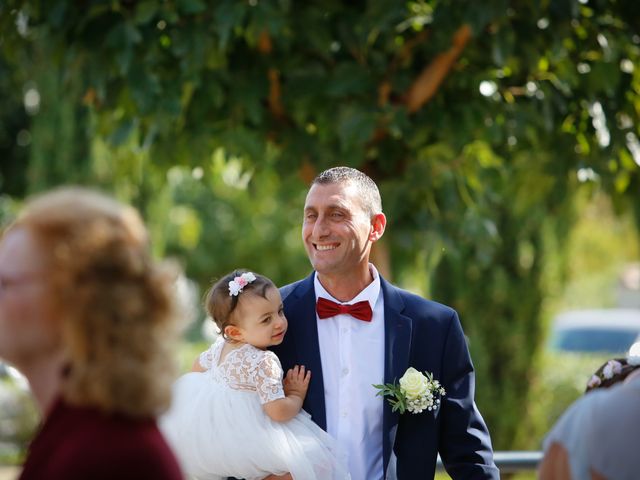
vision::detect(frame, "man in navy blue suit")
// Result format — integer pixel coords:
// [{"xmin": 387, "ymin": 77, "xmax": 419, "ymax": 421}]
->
[{"xmin": 272, "ymin": 167, "xmax": 499, "ymax": 479}]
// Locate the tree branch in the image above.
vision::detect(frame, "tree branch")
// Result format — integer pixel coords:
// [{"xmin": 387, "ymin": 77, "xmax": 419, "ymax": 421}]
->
[
  {"xmin": 268, "ymin": 68, "xmax": 285, "ymax": 119},
  {"xmin": 405, "ymin": 24, "xmax": 472, "ymax": 113},
  {"xmin": 258, "ymin": 31, "xmax": 286, "ymax": 120}
]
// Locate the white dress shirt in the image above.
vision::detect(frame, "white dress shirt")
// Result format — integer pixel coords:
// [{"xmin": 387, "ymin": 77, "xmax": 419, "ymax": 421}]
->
[{"xmin": 315, "ymin": 264, "xmax": 385, "ymax": 480}]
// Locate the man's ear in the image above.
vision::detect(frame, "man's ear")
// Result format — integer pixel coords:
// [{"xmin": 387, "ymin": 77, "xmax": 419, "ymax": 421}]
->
[
  {"xmin": 224, "ymin": 325, "xmax": 244, "ymax": 342},
  {"xmin": 369, "ymin": 213, "xmax": 386, "ymax": 242}
]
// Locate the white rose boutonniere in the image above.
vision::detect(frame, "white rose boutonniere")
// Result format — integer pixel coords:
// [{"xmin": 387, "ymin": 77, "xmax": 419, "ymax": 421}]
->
[{"xmin": 373, "ymin": 367, "xmax": 445, "ymax": 414}]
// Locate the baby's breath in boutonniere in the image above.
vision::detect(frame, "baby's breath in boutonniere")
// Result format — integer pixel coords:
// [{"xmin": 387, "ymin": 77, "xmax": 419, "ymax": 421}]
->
[{"xmin": 373, "ymin": 367, "xmax": 445, "ymax": 414}]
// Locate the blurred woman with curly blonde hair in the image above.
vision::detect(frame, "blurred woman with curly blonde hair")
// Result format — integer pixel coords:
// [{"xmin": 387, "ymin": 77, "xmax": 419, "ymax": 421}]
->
[{"xmin": 0, "ymin": 187, "xmax": 184, "ymax": 480}]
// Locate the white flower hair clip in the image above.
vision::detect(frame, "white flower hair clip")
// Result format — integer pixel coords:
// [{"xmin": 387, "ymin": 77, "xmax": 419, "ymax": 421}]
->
[
  {"xmin": 628, "ymin": 352, "xmax": 640, "ymax": 367},
  {"xmin": 586, "ymin": 354, "xmax": 640, "ymax": 391},
  {"xmin": 602, "ymin": 359, "xmax": 623, "ymax": 379},
  {"xmin": 228, "ymin": 272, "xmax": 257, "ymax": 296}
]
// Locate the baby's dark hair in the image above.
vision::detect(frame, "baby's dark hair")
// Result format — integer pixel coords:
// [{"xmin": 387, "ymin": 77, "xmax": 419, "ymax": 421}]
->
[
  {"xmin": 204, "ymin": 269, "xmax": 276, "ymax": 339},
  {"xmin": 585, "ymin": 357, "xmax": 640, "ymax": 392}
]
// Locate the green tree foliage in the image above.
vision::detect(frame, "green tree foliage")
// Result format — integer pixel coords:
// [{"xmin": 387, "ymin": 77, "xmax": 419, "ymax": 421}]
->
[
  {"xmin": 0, "ymin": 56, "xmax": 29, "ymax": 196},
  {"xmin": 1, "ymin": 0, "xmax": 639, "ymax": 448}
]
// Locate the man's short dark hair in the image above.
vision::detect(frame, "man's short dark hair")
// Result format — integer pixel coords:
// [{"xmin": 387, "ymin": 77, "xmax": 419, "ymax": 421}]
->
[{"xmin": 312, "ymin": 167, "xmax": 382, "ymax": 218}]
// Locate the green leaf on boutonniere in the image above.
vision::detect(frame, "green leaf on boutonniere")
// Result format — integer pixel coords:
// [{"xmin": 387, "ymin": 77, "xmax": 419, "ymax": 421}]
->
[{"xmin": 373, "ymin": 382, "xmax": 408, "ymax": 414}]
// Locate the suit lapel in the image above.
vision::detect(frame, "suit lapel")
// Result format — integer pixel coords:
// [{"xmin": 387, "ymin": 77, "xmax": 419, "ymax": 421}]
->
[
  {"xmin": 285, "ymin": 274, "xmax": 327, "ymax": 430},
  {"xmin": 380, "ymin": 278, "xmax": 413, "ymax": 474},
  {"xmin": 284, "ymin": 273, "xmax": 413, "ymax": 467}
]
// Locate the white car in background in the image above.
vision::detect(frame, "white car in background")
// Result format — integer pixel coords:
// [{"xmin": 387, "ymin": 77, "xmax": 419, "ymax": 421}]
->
[{"xmin": 549, "ymin": 308, "xmax": 640, "ymax": 355}]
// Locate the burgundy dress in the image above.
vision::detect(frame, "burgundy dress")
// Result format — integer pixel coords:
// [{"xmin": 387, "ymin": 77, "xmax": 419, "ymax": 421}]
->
[{"xmin": 19, "ymin": 399, "xmax": 183, "ymax": 480}]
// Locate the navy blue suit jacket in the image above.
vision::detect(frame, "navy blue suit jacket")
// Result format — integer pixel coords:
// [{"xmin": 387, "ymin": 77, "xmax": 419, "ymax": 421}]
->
[{"xmin": 272, "ymin": 273, "xmax": 499, "ymax": 479}]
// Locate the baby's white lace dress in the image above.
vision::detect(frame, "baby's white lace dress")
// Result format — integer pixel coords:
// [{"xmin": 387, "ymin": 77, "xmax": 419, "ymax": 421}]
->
[{"xmin": 160, "ymin": 337, "xmax": 349, "ymax": 480}]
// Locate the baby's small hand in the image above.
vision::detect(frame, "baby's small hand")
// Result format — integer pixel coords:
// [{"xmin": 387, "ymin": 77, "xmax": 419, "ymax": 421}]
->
[{"xmin": 283, "ymin": 365, "xmax": 311, "ymax": 400}]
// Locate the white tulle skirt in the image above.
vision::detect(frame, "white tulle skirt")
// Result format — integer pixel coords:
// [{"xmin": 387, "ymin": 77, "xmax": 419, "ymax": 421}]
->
[{"xmin": 160, "ymin": 372, "xmax": 349, "ymax": 480}]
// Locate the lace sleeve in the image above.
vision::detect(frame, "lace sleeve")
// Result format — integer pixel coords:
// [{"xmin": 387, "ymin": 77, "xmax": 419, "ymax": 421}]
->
[
  {"xmin": 198, "ymin": 344, "xmax": 215, "ymax": 370},
  {"xmin": 255, "ymin": 351, "xmax": 285, "ymax": 404}
]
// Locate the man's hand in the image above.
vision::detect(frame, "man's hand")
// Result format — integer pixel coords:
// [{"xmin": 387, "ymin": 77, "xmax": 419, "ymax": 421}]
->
[{"xmin": 283, "ymin": 365, "xmax": 311, "ymax": 400}]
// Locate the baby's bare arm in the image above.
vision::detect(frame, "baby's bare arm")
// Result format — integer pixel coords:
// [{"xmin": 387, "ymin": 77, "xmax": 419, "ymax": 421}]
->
[
  {"xmin": 262, "ymin": 366, "xmax": 311, "ymax": 422},
  {"xmin": 191, "ymin": 355, "xmax": 206, "ymax": 372}
]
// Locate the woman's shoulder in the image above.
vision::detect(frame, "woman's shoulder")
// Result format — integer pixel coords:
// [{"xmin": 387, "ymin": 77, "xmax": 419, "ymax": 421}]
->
[
  {"xmin": 584, "ymin": 378, "xmax": 640, "ymax": 479},
  {"xmin": 84, "ymin": 420, "xmax": 181, "ymax": 473},
  {"xmin": 543, "ymin": 389, "xmax": 607, "ymax": 450},
  {"xmin": 23, "ymin": 403, "xmax": 182, "ymax": 479},
  {"xmin": 584, "ymin": 377, "xmax": 640, "ymax": 434}
]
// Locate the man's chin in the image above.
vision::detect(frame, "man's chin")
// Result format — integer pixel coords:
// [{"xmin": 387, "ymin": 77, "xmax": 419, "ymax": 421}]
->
[{"xmin": 310, "ymin": 261, "xmax": 338, "ymax": 275}]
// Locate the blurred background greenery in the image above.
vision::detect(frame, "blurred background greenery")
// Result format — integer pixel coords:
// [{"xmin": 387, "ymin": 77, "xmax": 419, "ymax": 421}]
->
[{"xmin": 0, "ymin": 0, "xmax": 639, "ymax": 473}]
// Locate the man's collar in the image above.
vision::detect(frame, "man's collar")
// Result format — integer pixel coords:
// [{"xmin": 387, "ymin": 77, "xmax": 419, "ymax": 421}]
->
[{"xmin": 314, "ymin": 264, "xmax": 381, "ymax": 309}]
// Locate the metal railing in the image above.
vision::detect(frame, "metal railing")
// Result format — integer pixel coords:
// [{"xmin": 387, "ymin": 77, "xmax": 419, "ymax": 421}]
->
[{"xmin": 437, "ymin": 450, "xmax": 543, "ymax": 474}]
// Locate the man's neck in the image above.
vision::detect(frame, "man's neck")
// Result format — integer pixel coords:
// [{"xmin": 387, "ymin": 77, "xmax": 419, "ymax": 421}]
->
[{"xmin": 317, "ymin": 265, "xmax": 374, "ymax": 302}]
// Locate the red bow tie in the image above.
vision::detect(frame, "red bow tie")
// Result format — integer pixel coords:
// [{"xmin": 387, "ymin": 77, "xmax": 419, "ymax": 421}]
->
[{"xmin": 316, "ymin": 297, "xmax": 373, "ymax": 322}]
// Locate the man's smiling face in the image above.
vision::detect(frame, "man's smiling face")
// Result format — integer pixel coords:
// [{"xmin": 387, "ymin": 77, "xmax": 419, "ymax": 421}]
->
[{"xmin": 302, "ymin": 181, "xmax": 374, "ymax": 278}]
